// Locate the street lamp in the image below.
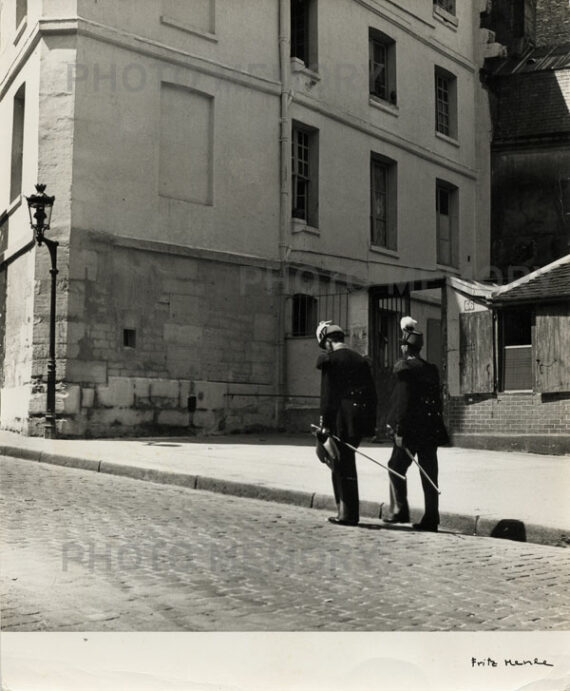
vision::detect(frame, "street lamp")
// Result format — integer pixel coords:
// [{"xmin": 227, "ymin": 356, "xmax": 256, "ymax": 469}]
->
[{"xmin": 26, "ymin": 184, "xmax": 57, "ymax": 439}]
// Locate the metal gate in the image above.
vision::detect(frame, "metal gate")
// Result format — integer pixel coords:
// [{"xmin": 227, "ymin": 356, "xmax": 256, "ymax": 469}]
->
[{"xmin": 370, "ymin": 286, "xmax": 410, "ymax": 437}]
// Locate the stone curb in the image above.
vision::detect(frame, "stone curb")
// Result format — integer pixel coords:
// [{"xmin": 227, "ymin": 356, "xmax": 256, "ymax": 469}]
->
[{"xmin": 1, "ymin": 445, "xmax": 568, "ymax": 548}]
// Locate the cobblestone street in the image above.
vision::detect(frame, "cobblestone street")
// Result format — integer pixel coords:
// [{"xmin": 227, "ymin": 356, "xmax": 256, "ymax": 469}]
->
[{"xmin": 2, "ymin": 456, "xmax": 569, "ymax": 631}]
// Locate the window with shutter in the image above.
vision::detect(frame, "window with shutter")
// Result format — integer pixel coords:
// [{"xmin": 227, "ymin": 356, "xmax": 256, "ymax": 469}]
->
[{"xmin": 500, "ymin": 308, "xmax": 532, "ymax": 391}]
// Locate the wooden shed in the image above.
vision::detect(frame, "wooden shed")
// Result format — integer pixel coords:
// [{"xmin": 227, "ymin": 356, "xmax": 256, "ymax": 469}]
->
[{"xmin": 447, "ymin": 255, "xmax": 570, "ymax": 454}]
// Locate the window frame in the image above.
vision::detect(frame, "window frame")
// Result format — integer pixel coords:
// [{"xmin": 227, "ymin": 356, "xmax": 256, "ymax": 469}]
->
[
  {"xmin": 291, "ymin": 293, "xmax": 318, "ymax": 337},
  {"xmin": 368, "ymin": 28, "xmax": 397, "ymax": 105},
  {"xmin": 434, "ymin": 66, "xmax": 457, "ymax": 139},
  {"xmin": 291, "ymin": 122, "xmax": 319, "ymax": 227},
  {"xmin": 370, "ymin": 152, "xmax": 397, "ymax": 251},
  {"xmin": 290, "ymin": 0, "xmax": 318, "ymax": 71},
  {"xmin": 10, "ymin": 83, "xmax": 25, "ymax": 203},
  {"xmin": 499, "ymin": 308, "xmax": 534, "ymax": 392},
  {"xmin": 434, "ymin": 0, "xmax": 455, "ymax": 16},
  {"xmin": 436, "ymin": 179, "xmax": 459, "ymax": 268}
]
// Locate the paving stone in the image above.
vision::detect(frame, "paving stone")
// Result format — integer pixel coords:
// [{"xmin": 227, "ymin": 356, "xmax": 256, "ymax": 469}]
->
[{"xmin": 1, "ymin": 455, "xmax": 570, "ymax": 631}]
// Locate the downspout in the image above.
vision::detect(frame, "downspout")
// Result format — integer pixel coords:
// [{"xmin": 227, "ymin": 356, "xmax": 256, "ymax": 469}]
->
[
  {"xmin": 275, "ymin": 0, "xmax": 291, "ymax": 428},
  {"xmin": 441, "ymin": 276, "xmax": 450, "ymax": 427}
]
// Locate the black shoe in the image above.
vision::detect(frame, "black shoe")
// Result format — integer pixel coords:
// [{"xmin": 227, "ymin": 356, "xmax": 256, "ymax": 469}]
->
[
  {"xmin": 328, "ymin": 516, "xmax": 358, "ymax": 526},
  {"xmin": 382, "ymin": 513, "xmax": 410, "ymax": 524},
  {"xmin": 412, "ymin": 522, "xmax": 438, "ymax": 532}
]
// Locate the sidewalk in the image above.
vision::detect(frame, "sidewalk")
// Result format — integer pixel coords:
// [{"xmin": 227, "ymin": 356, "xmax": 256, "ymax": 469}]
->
[{"xmin": 1, "ymin": 430, "xmax": 568, "ymax": 546}]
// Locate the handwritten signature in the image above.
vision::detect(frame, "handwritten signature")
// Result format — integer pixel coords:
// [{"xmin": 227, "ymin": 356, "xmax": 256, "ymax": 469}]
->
[{"xmin": 472, "ymin": 657, "xmax": 554, "ymax": 668}]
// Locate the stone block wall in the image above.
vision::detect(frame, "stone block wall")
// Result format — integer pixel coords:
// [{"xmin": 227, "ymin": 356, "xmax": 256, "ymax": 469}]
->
[
  {"xmin": 28, "ymin": 231, "xmax": 279, "ymax": 437},
  {"xmin": 536, "ymin": 0, "xmax": 570, "ymax": 47},
  {"xmin": 0, "ymin": 249, "xmax": 36, "ymax": 433}
]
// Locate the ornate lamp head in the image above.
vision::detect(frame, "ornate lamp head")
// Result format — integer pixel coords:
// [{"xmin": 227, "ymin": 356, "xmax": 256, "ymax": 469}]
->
[{"xmin": 26, "ymin": 184, "xmax": 55, "ymax": 245}]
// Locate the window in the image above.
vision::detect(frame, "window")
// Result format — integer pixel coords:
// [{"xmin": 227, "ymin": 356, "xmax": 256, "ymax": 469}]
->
[
  {"xmin": 10, "ymin": 84, "xmax": 25, "ymax": 202},
  {"xmin": 369, "ymin": 28, "xmax": 397, "ymax": 103},
  {"xmin": 500, "ymin": 309, "xmax": 532, "ymax": 391},
  {"xmin": 292, "ymin": 294, "xmax": 317, "ymax": 336},
  {"xmin": 434, "ymin": 0, "xmax": 455, "ymax": 15},
  {"xmin": 370, "ymin": 154, "xmax": 397, "ymax": 250},
  {"xmin": 291, "ymin": 0, "xmax": 317, "ymax": 70},
  {"xmin": 16, "ymin": 0, "xmax": 27, "ymax": 28},
  {"xmin": 436, "ymin": 180, "xmax": 458, "ymax": 267},
  {"xmin": 123, "ymin": 329, "xmax": 136, "ymax": 348},
  {"xmin": 292, "ymin": 123, "xmax": 318, "ymax": 226},
  {"xmin": 435, "ymin": 67, "xmax": 457, "ymax": 138}
]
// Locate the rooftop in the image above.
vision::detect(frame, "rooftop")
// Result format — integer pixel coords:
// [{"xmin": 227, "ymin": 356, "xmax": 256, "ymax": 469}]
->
[{"xmin": 491, "ymin": 254, "xmax": 570, "ymax": 304}]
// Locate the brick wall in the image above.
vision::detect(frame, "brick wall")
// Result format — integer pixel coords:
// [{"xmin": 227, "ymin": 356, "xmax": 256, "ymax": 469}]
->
[
  {"xmin": 448, "ymin": 392, "xmax": 570, "ymax": 435},
  {"xmin": 536, "ymin": 0, "xmax": 570, "ymax": 46}
]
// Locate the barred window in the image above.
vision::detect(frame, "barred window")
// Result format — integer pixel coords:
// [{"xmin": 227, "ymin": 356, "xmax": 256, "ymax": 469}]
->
[{"xmin": 292, "ymin": 294, "xmax": 318, "ymax": 336}]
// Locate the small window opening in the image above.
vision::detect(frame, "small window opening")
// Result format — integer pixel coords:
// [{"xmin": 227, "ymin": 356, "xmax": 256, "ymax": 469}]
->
[
  {"xmin": 123, "ymin": 329, "xmax": 136, "ymax": 348},
  {"xmin": 501, "ymin": 309, "xmax": 532, "ymax": 391}
]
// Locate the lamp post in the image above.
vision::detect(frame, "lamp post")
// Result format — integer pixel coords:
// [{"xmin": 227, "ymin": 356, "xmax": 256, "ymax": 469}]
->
[{"xmin": 26, "ymin": 184, "xmax": 57, "ymax": 439}]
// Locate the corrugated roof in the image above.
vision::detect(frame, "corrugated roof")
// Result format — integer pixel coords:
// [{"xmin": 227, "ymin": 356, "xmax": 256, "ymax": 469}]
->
[
  {"xmin": 491, "ymin": 254, "xmax": 570, "ymax": 303},
  {"xmin": 487, "ymin": 43, "xmax": 570, "ymax": 76}
]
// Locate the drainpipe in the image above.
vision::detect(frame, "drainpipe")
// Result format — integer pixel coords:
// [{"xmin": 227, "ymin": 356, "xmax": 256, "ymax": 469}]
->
[{"xmin": 275, "ymin": 0, "xmax": 291, "ymax": 429}]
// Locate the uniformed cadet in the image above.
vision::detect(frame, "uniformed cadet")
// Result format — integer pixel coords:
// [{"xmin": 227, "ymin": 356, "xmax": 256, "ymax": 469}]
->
[
  {"xmin": 315, "ymin": 321, "xmax": 378, "ymax": 526},
  {"xmin": 383, "ymin": 317, "xmax": 448, "ymax": 532}
]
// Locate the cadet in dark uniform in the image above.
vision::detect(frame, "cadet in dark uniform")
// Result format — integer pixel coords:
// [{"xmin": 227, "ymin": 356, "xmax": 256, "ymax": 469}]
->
[
  {"xmin": 316, "ymin": 321, "xmax": 377, "ymax": 526},
  {"xmin": 383, "ymin": 317, "xmax": 448, "ymax": 532}
]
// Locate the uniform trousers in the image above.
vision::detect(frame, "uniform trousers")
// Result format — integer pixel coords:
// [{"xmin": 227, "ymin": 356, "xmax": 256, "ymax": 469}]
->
[
  {"xmin": 331, "ymin": 436, "xmax": 360, "ymax": 523},
  {"xmin": 387, "ymin": 442, "xmax": 439, "ymax": 526}
]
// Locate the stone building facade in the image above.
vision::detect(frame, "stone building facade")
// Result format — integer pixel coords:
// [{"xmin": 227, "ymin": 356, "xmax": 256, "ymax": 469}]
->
[{"xmin": 1, "ymin": 0, "xmax": 493, "ymax": 437}]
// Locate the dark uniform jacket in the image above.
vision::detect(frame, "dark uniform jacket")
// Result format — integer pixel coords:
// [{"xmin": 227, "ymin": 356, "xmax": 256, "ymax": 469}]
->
[
  {"xmin": 317, "ymin": 347, "xmax": 377, "ymax": 440},
  {"xmin": 386, "ymin": 357, "xmax": 448, "ymax": 447}
]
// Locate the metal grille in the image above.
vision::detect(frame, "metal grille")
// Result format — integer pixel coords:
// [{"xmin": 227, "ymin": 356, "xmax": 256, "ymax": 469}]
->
[
  {"xmin": 291, "ymin": 294, "xmax": 318, "ymax": 336},
  {"xmin": 286, "ymin": 291, "xmax": 349, "ymax": 338},
  {"xmin": 371, "ymin": 287, "xmax": 411, "ymax": 436},
  {"xmin": 317, "ymin": 292, "xmax": 349, "ymax": 331}
]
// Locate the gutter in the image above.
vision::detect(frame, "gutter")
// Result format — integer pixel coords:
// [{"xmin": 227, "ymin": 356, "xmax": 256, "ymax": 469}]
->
[{"xmin": 275, "ymin": 0, "xmax": 291, "ymax": 427}]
